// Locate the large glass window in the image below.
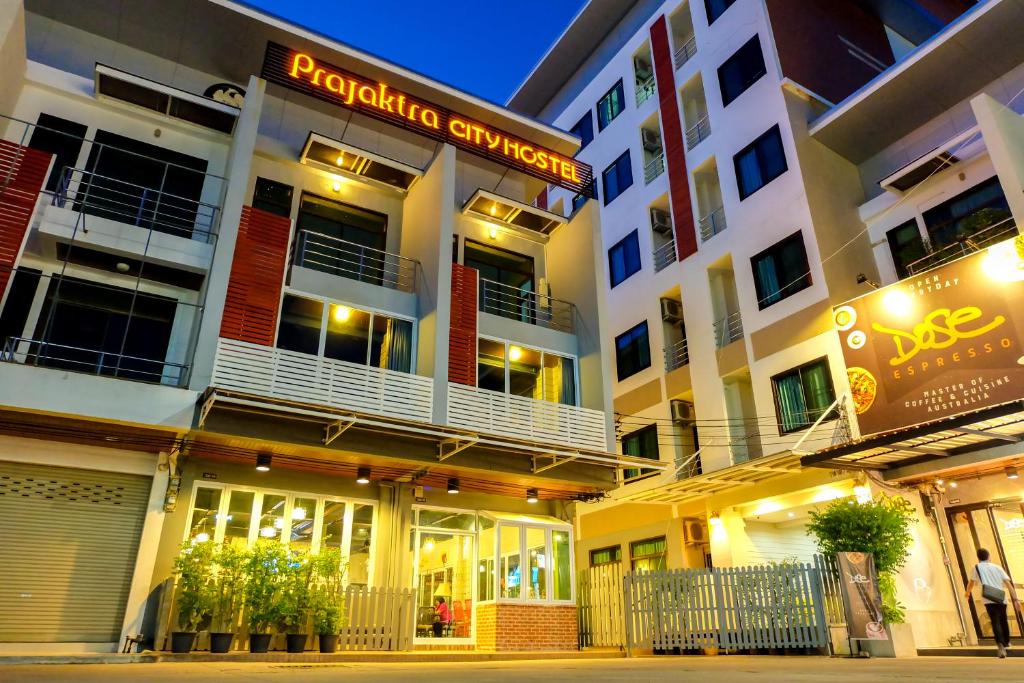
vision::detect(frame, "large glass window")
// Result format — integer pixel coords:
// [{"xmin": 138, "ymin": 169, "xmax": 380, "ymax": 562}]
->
[
  {"xmin": 222, "ymin": 490, "xmax": 255, "ymax": 547},
  {"xmin": 772, "ymin": 357, "xmax": 836, "ymax": 433},
  {"xmin": 186, "ymin": 487, "xmax": 221, "ymax": 544},
  {"xmin": 602, "ymin": 150, "xmax": 633, "ymax": 205},
  {"xmin": 552, "ymin": 530, "xmax": 572, "ymax": 601},
  {"xmin": 478, "ymin": 516, "xmax": 496, "ymax": 602},
  {"xmin": 734, "ymin": 125, "xmax": 787, "ymax": 200},
  {"xmin": 718, "ymin": 36, "xmax": 766, "ymax": 107},
  {"xmin": 412, "ymin": 510, "xmax": 476, "ymax": 641},
  {"xmin": 349, "ymin": 503, "xmax": 374, "ymax": 587},
  {"xmin": 631, "ymin": 537, "xmax": 667, "ymax": 572},
  {"xmin": 608, "ymin": 230, "xmax": 642, "ymax": 288},
  {"xmin": 750, "ymin": 231, "xmax": 811, "ymax": 309},
  {"xmin": 252, "ymin": 177, "xmax": 294, "ymax": 217},
  {"xmin": 289, "ymin": 497, "xmax": 317, "ymax": 554},
  {"xmin": 887, "ymin": 219, "xmax": 927, "ymax": 279},
  {"xmin": 705, "ymin": 0, "xmax": 737, "ymax": 24},
  {"xmin": 526, "ymin": 527, "xmax": 547, "ymax": 600},
  {"xmin": 464, "ymin": 240, "xmax": 536, "ymax": 325},
  {"xmin": 596, "ymin": 80, "xmax": 625, "ymax": 131},
  {"xmin": 621, "ymin": 424, "xmax": 660, "ymax": 482},
  {"xmin": 615, "ymin": 321, "xmax": 651, "ymax": 381},
  {"xmin": 590, "ymin": 545, "xmax": 622, "ymax": 567},
  {"xmin": 276, "ymin": 295, "xmax": 324, "ymax": 356},
  {"xmin": 500, "ymin": 525, "xmax": 522, "ymax": 599},
  {"xmin": 28, "ymin": 113, "xmax": 87, "ymax": 193},
  {"xmin": 476, "ymin": 338, "xmax": 577, "ymax": 405},
  {"xmin": 922, "ymin": 176, "xmax": 1011, "ymax": 250}
]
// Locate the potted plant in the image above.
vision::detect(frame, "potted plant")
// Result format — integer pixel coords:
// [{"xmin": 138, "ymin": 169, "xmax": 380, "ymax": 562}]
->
[
  {"xmin": 170, "ymin": 541, "xmax": 214, "ymax": 653},
  {"xmin": 209, "ymin": 543, "xmax": 247, "ymax": 653},
  {"xmin": 243, "ymin": 540, "xmax": 288, "ymax": 653},
  {"xmin": 276, "ymin": 550, "xmax": 314, "ymax": 653},
  {"xmin": 310, "ymin": 548, "xmax": 347, "ymax": 653}
]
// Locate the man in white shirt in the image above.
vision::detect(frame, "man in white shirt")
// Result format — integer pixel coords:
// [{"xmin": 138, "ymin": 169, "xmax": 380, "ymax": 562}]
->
[{"xmin": 964, "ymin": 547, "xmax": 1020, "ymax": 658}]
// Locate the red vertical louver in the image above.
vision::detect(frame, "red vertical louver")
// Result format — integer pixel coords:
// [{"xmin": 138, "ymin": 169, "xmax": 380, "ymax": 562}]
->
[
  {"xmin": 448, "ymin": 263, "xmax": 478, "ymax": 386},
  {"xmin": 650, "ymin": 15, "xmax": 698, "ymax": 262},
  {"xmin": 219, "ymin": 205, "xmax": 292, "ymax": 347},
  {"xmin": 0, "ymin": 141, "xmax": 51, "ymax": 299}
]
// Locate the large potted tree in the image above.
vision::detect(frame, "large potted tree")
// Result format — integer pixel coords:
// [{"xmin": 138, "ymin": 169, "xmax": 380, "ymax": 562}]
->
[
  {"xmin": 209, "ymin": 543, "xmax": 247, "ymax": 653},
  {"xmin": 243, "ymin": 540, "xmax": 287, "ymax": 653},
  {"xmin": 276, "ymin": 550, "xmax": 314, "ymax": 653},
  {"xmin": 170, "ymin": 541, "xmax": 214, "ymax": 653},
  {"xmin": 310, "ymin": 548, "xmax": 347, "ymax": 653},
  {"xmin": 807, "ymin": 493, "xmax": 917, "ymax": 657}
]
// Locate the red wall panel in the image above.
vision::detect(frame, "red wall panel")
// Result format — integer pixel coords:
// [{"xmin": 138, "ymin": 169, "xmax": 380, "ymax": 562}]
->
[
  {"xmin": 448, "ymin": 263, "xmax": 478, "ymax": 386},
  {"xmin": 649, "ymin": 16, "xmax": 697, "ymax": 262},
  {"xmin": 0, "ymin": 142, "xmax": 51, "ymax": 299},
  {"xmin": 219, "ymin": 205, "xmax": 292, "ymax": 346}
]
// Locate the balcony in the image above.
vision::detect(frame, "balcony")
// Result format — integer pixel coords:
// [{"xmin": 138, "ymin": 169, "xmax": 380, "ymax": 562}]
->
[
  {"xmin": 1, "ymin": 336, "xmax": 188, "ymax": 387},
  {"xmin": 906, "ymin": 217, "xmax": 1017, "ymax": 276},
  {"xmin": 447, "ymin": 383, "xmax": 607, "ymax": 451},
  {"xmin": 293, "ymin": 229, "xmax": 419, "ymax": 293},
  {"xmin": 635, "ymin": 75, "xmax": 657, "ymax": 107},
  {"xmin": 644, "ymin": 154, "xmax": 666, "ymax": 184},
  {"xmin": 480, "ymin": 278, "xmax": 575, "ymax": 334},
  {"xmin": 685, "ymin": 115, "xmax": 711, "ymax": 150},
  {"xmin": 664, "ymin": 338, "xmax": 690, "ymax": 371},
  {"xmin": 653, "ymin": 239, "xmax": 677, "ymax": 272},
  {"xmin": 698, "ymin": 206, "xmax": 727, "ymax": 242},
  {"xmin": 674, "ymin": 35, "xmax": 697, "ymax": 70},
  {"xmin": 211, "ymin": 338, "xmax": 434, "ymax": 422},
  {"xmin": 713, "ymin": 311, "xmax": 744, "ymax": 348}
]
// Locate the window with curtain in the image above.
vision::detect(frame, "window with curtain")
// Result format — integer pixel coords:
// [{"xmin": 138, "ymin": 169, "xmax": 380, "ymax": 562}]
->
[
  {"xmin": 596, "ymin": 79, "xmax": 625, "ymax": 131},
  {"xmin": 608, "ymin": 230, "xmax": 642, "ymax": 287},
  {"xmin": 621, "ymin": 423, "xmax": 660, "ymax": 481},
  {"xmin": 589, "ymin": 545, "xmax": 622, "ymax": 567},
  {"xmin": 615, "ymin": 321, "xmax": 651, "ymax": 381},
  {"xmin": 750, "ymin": 231, "xmax": 811, "ymax": 309},
  {"xmin": 718, "ymin": 35, "xmax": 766, "ymax": 106},
  {"xmin": 476, "ymin": 338, "xmax": 577, "ymax": 405},
  {"xmin": 602, "ymin": 150, "xmax": 633, "ymax": 205},
  {"xmin": 630, "ymin": 537, "xmax": 667, "ymax": 572},
  {"xmin": 734, "ymin": 125, "xmax": 787, "ymax": 200},
  {"xmin": 772, "ymin": 358, "xmax": 836, "ymax": 433}
]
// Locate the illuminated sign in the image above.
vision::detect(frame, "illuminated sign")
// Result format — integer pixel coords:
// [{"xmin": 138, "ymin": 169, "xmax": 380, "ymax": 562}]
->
[
  {"xmin": 261, "ymin": 43, "xmax": 595, "ymax": 196},
  {"xmin": 834, "ymin": 237, "xmax": 1024, "ymax": 437}
]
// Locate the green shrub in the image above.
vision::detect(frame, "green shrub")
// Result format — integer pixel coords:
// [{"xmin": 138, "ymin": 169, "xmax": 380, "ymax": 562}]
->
[
  {"xmin": 210, "ymin": 543, "xmax": 247, "ymax": 633},
  {"xmin": 310, "ymin": 548, "xmax": 348, "ymax": 635},
  {"xmin": 172, "ymin": 541, "xmax": 215, "ymax": 632},
  {"xmin": 243, "ymin": 540, "xmax": 289, "ymax": 634}
]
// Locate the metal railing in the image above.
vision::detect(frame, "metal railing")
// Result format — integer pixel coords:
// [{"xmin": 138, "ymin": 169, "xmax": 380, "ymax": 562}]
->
[
  {"xmin": 1, "ymin": 336, "xmax": 188, "ymax": 386},
  {"xmin": 685, "ymin": 114, "xmax": 711, "ymax": 150},
  {"xmin": 479, "ymin": 278, "xmax": 576, "ymax": 334},
  {"xmin": 906, "ymin": 217, "xmax": 1018, "ymax": 276},
  {"xmin": 664, "ymin": 338, "xmax": 689, "ymax": 371},
  {"xmin": 53, "ymin": 166, "xmax": 219, "ymax": 242},
  {"xmin": 713, "ymin": 310, "xmax": 743, "ymax": 348},
  {"xmin": 294, "ymin": 229, "xmax": 419, "ymax": 293},
  {"xmin": 653, "ymin": 239, "xmax": 677, "ymax": 272},
  {"xmin": 698, "ymin": 205, "xmax": 727, "ymax": 241},
  {"xmin": 674, "ymin": 35, "xmax": 697, "ymax": 69},
  {"xmin": 643, "ymin": 154, "xmax": 666, "ymax": 183},
  {"xmin": 635, "ymin": 75, "xmax": 657, "ymax": 106}
]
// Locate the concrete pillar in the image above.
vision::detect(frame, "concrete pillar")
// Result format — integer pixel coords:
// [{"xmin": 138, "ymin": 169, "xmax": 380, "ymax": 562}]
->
[
  {"xmin": 0, "ymin": 1, "xmax": 26, "ymax": 122},
  {"xmin": 188, "ymin": 75, "xmax": 266, "ymax": 391},
  {"xmin": 971, "ymin": 93, "xmax": 1024, "ymax": 229}
]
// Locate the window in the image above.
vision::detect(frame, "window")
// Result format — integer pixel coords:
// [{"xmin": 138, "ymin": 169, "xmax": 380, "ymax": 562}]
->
[
  {"xmin": 718, "ymin": 36, "xmax": 766, "ymax": 107},
  {"xmin": 608, "ymin": 231, "xmax": 642, "ymax": 287},
  {"xmin": 886, "ymin": 220, "xmax": 927, "ymax": 279},
  {"xmin": 570, "ymin": 111, "xmax": 595, "ymax": 150},
  {"xmin": 481, "ymin": 513, "xmax": 574, "ymax": 603},
  {"xmin": 590, "ymin": 545, "xmax": 622, "ymax": 567},
  {"xmin": 0, "ymin": 268, "xmax": 41, "ymax": 347},
  {"xmin": 630, "ymin": 537, "xmax": 667, "ymax": 572},
  {"xmin": 476, "ymin": 338, "xmax": 577, "ymax": 405},
  {"xmin": 772, "ymin": 357, "xmax": 836, "ymax": 433},
  {"xmin": 922, "ymin": 177, "xmax": 1011, "ymax": 250},
  {"xmin": 615, "ymin": 321, "xmax": 651, "ymax": 381},
  {"xmin": 275, "ymin": 294, "xmax": 415, "ymax": 373},
  {"xmin": 734, "ymin": 125, "xmax": 787, "ymax": 200},
  {"xmin": 571, "ymin": 192, "xmax": 588, "ymax": 214},
  {"xmin": 596, "ymin": 80, "xmax": 625, "ymax": 131},
  {"xmin": 295, "ymin": 193, "xmax": 389, "ymax": 284},
  {"xmin": 750, "ymin": 231, "xmax": 811, "ymax": 308},
  {"xmin": 622, "ymin": 424, "xmax": 660, "ymax": 481},
  {"xmin": 465, "ymin": 240, "xmax": 535, "ymax": 324},
  {"xmin": 602, "ymin": 150, "xmax": 633, "ymax": 205},
  {"xmin": 252, "ymin": 177, "xmax": 293, "ymax": 217},
  {"xmin": 28, "ymin": 113, "xmax": 87, "ymax": 192},
  {"xmin": 704, "ymin": 0, "xmax": 737, "ymax": 24}
]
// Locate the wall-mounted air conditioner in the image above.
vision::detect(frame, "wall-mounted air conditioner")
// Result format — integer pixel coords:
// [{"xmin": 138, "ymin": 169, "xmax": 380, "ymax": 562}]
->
[{"xmin": 650, "ymin": 208, "xmax": 672, "ymax": 235}]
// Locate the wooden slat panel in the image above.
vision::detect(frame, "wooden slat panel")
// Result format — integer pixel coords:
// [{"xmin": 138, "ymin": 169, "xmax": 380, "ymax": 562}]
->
[
  {"xmin": 448, "ymin": 263, "xmax": 478, "ymax": 386},
  {"xmin": 0, "ymin": 141, "xmax": 51, "ymax": 301}
]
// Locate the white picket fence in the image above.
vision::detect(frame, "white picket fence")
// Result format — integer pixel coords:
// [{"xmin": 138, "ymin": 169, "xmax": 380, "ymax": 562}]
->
[
  {"xmin": 578, "ymin": 565, "xmax": 625, "ymax": 648},
  {"xmin": 338, "ymin": 585, "xmax": 416, "ymax": 651}
]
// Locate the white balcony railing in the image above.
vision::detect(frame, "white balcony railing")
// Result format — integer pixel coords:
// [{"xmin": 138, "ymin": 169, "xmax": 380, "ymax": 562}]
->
[
  {"xmin": 685, "ymin": 115, "xmax": 711, "ymax": 150},
  {"xmin": 713, "ymin": 311, "xmax": 744, "ymax": 348},
  {"xmin": 211, "ymin": 338, "xmax": 434, "ymax": 423},
  {"xmin": 664, "ymin": 338, "xmax": 690, "ymax": 371},
  {"xmin": 447, "ymin": 383, "xmax": 607, "ymax": 451},
  {"xmin": 635, "ymin": 75, "xmax": 657, "ymax": 106},
  {"xmin": 653, "ymin": 239, "xmax": 677, "ymax": 272},
  {"xmin": 698, "ymin": 206, "xmax": 727, "ymax": 241},
  {"xmin": 644, "ymin": 154, "xmax": 666, "ymax": 184},
  {"xmin": 674, "ymin": 35, "xmax": 697, "ymax": 69}
]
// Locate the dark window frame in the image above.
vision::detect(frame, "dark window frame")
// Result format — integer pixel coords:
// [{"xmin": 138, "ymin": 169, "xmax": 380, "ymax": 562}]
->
[
  {"xmin": 596, "ymin": 79, "xmax": 626, "ymax": 131},
  {"xmin": 589, "ymin": 545, "xmax": 622, "ymax": 567},
  {"xmin": 718, "ymin": 35, "xmax": 767, "ymax": 107},
  {"xmin": 770, "ymin": 356, "xmax": 838, "ymax": 434},
  {"xmin": 621, "ymin": 423, "xmax": 660, "ymax": 482},
  {"xmin": 570, "ymin": 111, "xmax": 595, "ymax": 150},
  {"xmin": 602, "ymin": 150, "xmax": 634, "ymax": 205},
  {"xmin": 252, "ymin": 176, "xmax": 294, "ymax": 218},
  {"xmin": 615, "ymin": 320, "xmax": 651, "ymax": 381},
  {"xmin": 886, "ymin": 219, "xmax": 927, "ymax": 280},
  {"xmin": 704, "ymin": 0, "xmax": 737, "ymax": 24},
  {"xmin": 608, "ymin": 230, "xmax": 642, "ymax": 288},
  {"xmin": 750, "ymin": 230, "xmax": 812, "ymax": 309},
  {"xmin": 734, "ymin": 124, "xmax": 788, "ymax": 200}
]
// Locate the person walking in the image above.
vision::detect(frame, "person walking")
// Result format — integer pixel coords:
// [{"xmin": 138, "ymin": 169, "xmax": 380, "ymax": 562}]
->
[{"xmin": 964, "ymin": 548, "xmax": 1020, "ymax": 658}]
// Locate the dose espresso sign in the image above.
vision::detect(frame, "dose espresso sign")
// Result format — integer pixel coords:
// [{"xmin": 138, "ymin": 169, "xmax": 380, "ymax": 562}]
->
[
  {"xmin": 261, "ymin": 42, "xmax": 595, "ymax": 196},
  {"xmin": 835, "ymin": 238, "xmax": 1024, "ymax": 437}
]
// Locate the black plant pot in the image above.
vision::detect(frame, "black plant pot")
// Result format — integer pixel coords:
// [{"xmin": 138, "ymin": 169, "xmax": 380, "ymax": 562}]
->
[
  {"xmin": 210, "ymin": 632, "xmax": 234, "ymax": 653},
  {"xmin": 249, "ymin": 632, "xmax": 273, "ymax": 653},
  {"xmin": 286, "ymin": 633, "xmax": 308, "ymax": 653},
  {"xmin": 170, "ymin": 631, "xmax": 197, "ymax": 653},
  {"xmin": 318, "ymin": 634, "xmax": 339, "ymax": 653}
]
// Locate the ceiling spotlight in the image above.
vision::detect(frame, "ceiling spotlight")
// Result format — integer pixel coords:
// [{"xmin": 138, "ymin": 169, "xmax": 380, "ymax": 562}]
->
[
  {"xmin": 356, "ymin": 466, "xmax": 371, "ymax": 484},
  {"xmin": 526, "ymin": 488, "xmax": 539, "ymax": 504},
  {"xmin": 949, "ymin": 481, "xmax": 958, "ymax": 488},
  {"xmin": 488, "ymin": 225, "xmax": 499, "ymax": 239},
  {"xmin": 332, "ymin": 305, "xmax": 352, "ymax": 323},
  {"xmin": 1007, "ymin": 467, "xmax": 1019, "ymax": 481},
  {"xmin": 255, "ymin": 453, "xmax": 272, "ymax": 472},
  {"xmin": 447, "ymin": 477, "xmax": 460, "ymax": 494},
  {"xmin": 115, "ymin": 261, "xmax": 131, "ymax": 273}
]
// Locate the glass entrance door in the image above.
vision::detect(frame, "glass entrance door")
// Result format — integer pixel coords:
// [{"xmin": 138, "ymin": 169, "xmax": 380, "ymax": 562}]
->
[
  {"xmin": 947, "ymin": 502, "xmax": 1024, "ymax": 641},
  {"xmin": 412, "ymin": 519, "xmax": 476, "ymax": 643}
]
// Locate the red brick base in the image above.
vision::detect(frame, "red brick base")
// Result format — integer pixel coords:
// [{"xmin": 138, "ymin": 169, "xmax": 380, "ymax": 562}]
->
[{"xmin": 475, "ymin": 603, "xmax": 578, "ymax": 651}]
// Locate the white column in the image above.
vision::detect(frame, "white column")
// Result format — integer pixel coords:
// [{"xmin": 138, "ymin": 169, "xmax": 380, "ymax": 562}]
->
[{"xmin": 971, "ymin": 93, "xmax": 1024, "ymax": 229}]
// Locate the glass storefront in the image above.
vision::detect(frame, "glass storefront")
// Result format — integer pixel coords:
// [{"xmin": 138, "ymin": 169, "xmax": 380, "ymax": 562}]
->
[{"xmin": 411, "ymin": 508, "xmax": 477, "ymax": 642}]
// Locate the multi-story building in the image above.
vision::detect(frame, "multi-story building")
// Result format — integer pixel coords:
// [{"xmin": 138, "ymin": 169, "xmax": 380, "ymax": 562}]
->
[
  {"xmin": 510, "ymin": 0, "xmax": 1020, "ymax": 650},
  {"xmin": 0, "ymin": 0, "xmax": 656, "ymax": 653}
]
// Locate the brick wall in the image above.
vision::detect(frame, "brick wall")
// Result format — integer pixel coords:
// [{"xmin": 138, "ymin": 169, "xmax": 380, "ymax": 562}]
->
[{"xmin": 476, "ymin": 603, "xmax": 578, "ymax": 651}]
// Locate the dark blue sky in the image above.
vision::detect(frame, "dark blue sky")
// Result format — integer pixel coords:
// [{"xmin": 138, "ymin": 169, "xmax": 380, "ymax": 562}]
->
[{"xmin": 245, "ymin": 0, "xmax": 586, "ymax": 104}]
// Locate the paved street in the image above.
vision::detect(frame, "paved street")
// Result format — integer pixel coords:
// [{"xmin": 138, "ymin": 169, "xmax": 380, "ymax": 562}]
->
[{"xmin": 3, "ymin": 656, "xmax": 1023, "ymax": 682}]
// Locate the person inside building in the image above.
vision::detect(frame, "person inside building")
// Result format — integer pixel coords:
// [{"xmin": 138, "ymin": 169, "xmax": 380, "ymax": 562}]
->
[
  {"xmin": 964, "ymin": 548, "xmax": 1021, "ymax": 658},
  {"xmin": 433, "ymin": 597, "xmax": 451, "ymax": 637}
]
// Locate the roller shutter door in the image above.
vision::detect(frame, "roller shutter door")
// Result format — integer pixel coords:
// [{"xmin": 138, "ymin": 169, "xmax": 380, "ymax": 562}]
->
[{"xmin": 0, "ymin": 461, "xmax": 151, "ymax": 642}]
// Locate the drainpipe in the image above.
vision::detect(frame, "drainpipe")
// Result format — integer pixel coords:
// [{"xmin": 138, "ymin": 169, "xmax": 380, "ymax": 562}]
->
[{"xmin": 929, "ymin": 491, "xmax": 969, "ymax": 641}]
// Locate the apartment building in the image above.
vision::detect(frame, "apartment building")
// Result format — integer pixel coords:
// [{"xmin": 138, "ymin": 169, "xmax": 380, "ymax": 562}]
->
[
  {"xmin": 0, "ymin": 0, "xmax": 658, "ymax": 653},
  {"xmin": 509, "ymin": 0, "xmax": 1016, "ymax": 649}
]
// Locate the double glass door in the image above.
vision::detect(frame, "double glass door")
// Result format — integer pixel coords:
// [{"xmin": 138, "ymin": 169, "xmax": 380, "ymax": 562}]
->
[
  {"xmin": 947, "ymin": 502, "xmax": 1024, "ymax": 641},
  {"xmin": 412, "ymin": 512, "xmax": 476, "ymax": 643}
]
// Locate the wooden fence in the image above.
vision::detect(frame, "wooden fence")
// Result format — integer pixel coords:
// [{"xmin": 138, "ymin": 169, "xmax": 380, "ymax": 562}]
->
[
  {"xmin": 338, "ymin": 585, "xmax": 416, "ymax": 651},
  {"xmin": 622, "ymin": 563, "xmax": 829, "ymax": 652},
  {"xmin": 578, "ymin": 564, "xmax": 625, "ymax": 648},
  {"xmin": 813, "ymin": 554, "xmax": 846, "ymax": 627}
]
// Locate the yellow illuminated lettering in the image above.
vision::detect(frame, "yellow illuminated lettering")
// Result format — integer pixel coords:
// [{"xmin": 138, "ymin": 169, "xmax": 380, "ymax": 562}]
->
[
  {"xmin": 519, "ymin": 145, "xmax": 537, "ymax": 164},
  {"xmin": 324, "ymin": 73, "xmax": 343, "ymax": 94},
  {"xmin": 377, "ymin": 83, "xmax": 395, "ymax": 112},
  {"xmin": 534, "ymin": 151, "xmax": 549, "ymax": 171},
  {"xmin": 422, "ymin": 109, "xmax": 440, "ymax": 129},
  {"xmin": 289, "ymin": 53, "xmax": 315, "ymax": 78},
  {"xmin": 397, "ymin": 95, "xmax": 407, "ymax": 117},
  {"xmin": 873, "ymin": 306, "xmax": 1007, "ymax": 367},
  {"xmin": 484, "ymin": 131, "xmax": 501, "ymax": 149},
  {"xmin": 358, "ymin": 85, "xmax": 377, "ymax": 106},
  {"xmin": 449, "ymin": 119, "xmax": 468, "ymax": 139}
]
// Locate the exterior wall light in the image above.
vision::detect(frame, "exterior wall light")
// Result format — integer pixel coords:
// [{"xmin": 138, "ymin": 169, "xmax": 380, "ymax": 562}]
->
[
  {"xmin": 255, "ymin": 453, "xmax": 272, "ymax": 472},
  {"xmin": 1007, "ymin": 467, "xmax": 1019, "ymax": 480},
  {"xmin": 526, "ymin": 488, "xmax": 539, "ymax": 504},
  {"xmin": 447, "ymin": 477, "xmax": 460, "ymax": 494},
  {"xmin": 708, "ymin": 512, "xmax": 722, "ymax": 527},
  {"xmin": 488, "ymin": 225, "xmax": 498, "ymax": 239},
  {"xmin": 356, "ymin": 466, "xmax": 371, "ymax": 484}
]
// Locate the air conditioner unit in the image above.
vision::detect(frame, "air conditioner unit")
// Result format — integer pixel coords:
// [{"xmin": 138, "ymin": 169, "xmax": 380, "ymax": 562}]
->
[
  {"xmin": 684, "ymin": 520, "xmax": 706, "ymax": 544},
  {"xmin": 661, "ymin": 298, "xmax": 683, "ymax": 324},
  {"xmin": 650, "ymin": 208, "xmax": 672, "ymax": 234},
  {"xmin": 670, "ymin": 399, "xmax": 694, "ymax": 423},
  {"xmin": 634, "ymin": 58, "xmax": 654, "ymax": 81},
  {"xmin": 641, "ymin": 128, "xmax": 662, "ymax": 152}
]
